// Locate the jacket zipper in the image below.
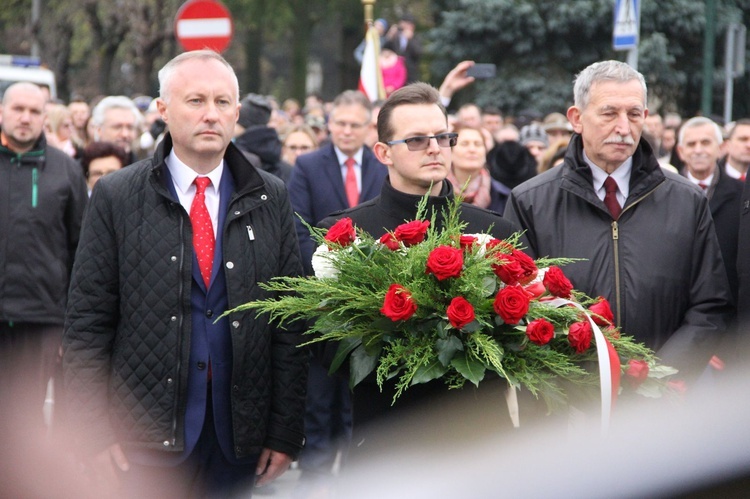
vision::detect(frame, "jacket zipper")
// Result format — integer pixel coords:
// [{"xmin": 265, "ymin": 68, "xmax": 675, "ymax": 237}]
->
[
  {"xmin": 31, "ymin": 167, "xmax": 38, "ymax": 208},
  {"xmin": 610, "ymin": 183, "xmax": 663, "ymax": 328},
  {"xmin": 611, "ymin": 221, "xmax": 621, "ymax": 325},
  {"xmin": 171, "ymin": 207, "xmax": 186, "ymax": 447}
]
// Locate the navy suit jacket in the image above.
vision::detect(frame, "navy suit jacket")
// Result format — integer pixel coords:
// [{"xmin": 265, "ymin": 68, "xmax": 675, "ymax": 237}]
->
[
  {"xmin": 288, "ymin": 143, "xmax": 387, "ymax": 275},
  {"xmin": 163, "ymin": 166, "xmax": 249, "ymax": 465}
]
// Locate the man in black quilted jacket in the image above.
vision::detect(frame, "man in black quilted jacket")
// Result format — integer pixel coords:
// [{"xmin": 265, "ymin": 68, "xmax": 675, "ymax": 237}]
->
[{"xmin": 63, "ymin": 50, "xmax": 307, "ymax": 497}]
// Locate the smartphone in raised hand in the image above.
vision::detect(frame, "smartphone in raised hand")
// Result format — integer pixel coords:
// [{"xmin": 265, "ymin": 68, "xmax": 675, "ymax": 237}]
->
[{"xmin": 466, "ymin": 63, "xmax": 496, "ymax": 79}]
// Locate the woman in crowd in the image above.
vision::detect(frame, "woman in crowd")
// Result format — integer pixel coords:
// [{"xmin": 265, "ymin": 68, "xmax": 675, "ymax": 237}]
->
[
  {"xmin": 380, "ymin": 40, "xmax": 407, "ymax": 97},
  {"xmin": 45, "ymin": 103, "xmax": 80, "ymax": 158},
  {"xmin": 448, "ymin": 124, "xmax": 507, "ymax": 213},
  {"xmin": 79, "ymin": 141, "xmax": 129, "ymax": 196},
  {"xmin": 281, "ymin": 124, "xmax": 319, "ymax": 166}
]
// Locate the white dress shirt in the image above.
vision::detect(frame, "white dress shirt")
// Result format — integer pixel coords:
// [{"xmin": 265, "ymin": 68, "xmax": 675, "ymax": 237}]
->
[
  {"xmin": 585, "ymin": 152, "xmax": 632, "ymax": 208},
  {"xmin": 166, "ymin": 149, "xmax": 224, "ymax": 238},
  {"xmin": 334, "ymin": 146, "xmax": 364, "ymax": 192}
]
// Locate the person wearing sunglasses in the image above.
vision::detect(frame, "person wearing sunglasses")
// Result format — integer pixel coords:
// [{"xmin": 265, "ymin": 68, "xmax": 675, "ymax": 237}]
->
[{"xmin": 317, "ymin": 82, "xmax": 520, "ymax": 461}]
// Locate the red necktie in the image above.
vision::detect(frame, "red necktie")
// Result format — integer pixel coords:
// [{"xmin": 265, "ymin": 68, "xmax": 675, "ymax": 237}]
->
[
  {"xmin": 698, "ymin": 182, "xmax": 708, "ymax": 191},
  {"xmin": 604, "ymin": 176, "xmax": 622, "ymax": 220},
  {"xmin": 740, "ymin": 174, "xmax": 746, "ymax": 182},
  {"xmin": 345, "ymin": 157, "xmax": 359, "ymax": 207},
  {"xmin": 190, "ymin": 177, "xmax": 215, "ymax": 287}
]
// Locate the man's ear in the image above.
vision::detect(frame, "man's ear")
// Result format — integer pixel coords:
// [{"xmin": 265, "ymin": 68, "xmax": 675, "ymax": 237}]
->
[
  {"xmin": 373, "ymin": 141, "xmax": 393, "ymax": 166},
  {"xmin": 156, "ymin": 98, "xmax": 168, "ymax": 124},
  {"xmin": 567, "ymin": 106, "xmax": 583, "ymax": 134}
]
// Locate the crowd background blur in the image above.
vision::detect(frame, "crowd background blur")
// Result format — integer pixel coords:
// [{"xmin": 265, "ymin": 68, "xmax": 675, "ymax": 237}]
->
[{"xmin": 3, "ymin": 1, "xmax": 750, "ymax": 497}]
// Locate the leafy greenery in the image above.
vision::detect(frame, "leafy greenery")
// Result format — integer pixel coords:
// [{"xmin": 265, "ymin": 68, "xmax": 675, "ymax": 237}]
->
[{"xmin": 226, "ymin": 194, "xmax": 677, "ymax": 410}]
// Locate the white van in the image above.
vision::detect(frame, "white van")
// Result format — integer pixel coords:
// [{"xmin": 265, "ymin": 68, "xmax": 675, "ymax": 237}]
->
[{"xmin": 0, "ymin": 55, "xmax": 57, "ymax": 100}]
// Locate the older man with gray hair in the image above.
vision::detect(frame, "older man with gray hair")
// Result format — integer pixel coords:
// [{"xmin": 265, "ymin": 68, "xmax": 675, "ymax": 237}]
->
[
  {"xmin": 677, "ymin": 116, "xmax": 743, "ymax": 303},
  {"xmin": 504, "ymin": 60, "xmax": 733, "ymax": 382},
  {"xmin": 90, "ymin": 95, "xmax": 142, "ymax": 162}
]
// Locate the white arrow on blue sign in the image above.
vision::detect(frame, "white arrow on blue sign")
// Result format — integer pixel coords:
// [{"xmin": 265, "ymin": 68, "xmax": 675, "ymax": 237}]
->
[{"xmin": 613, "ymin": 0, "xmax": 640, "ymax": 51}]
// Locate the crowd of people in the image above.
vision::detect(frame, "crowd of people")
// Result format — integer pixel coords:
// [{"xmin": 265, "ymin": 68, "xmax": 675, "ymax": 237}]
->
[{"xmin": 1, "ymin": 45, "xmax": 749, "ymax": 498}]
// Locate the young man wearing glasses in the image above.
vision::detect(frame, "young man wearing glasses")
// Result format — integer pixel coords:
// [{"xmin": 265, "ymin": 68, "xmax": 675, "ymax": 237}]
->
[{"xmin": 318, "ymin": 82, "xmax": 519, "ymax": 460}]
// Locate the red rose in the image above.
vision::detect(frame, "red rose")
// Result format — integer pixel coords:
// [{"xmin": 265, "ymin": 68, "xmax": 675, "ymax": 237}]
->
[
  {"xmin": 589, "ymin": 297, "xmax": 615, "ymax": 327},
  {"xmin": 568, "ymin": 321, "xmax": 592, "ymax": 353},
  {"xmin": 524, "ymin": 281, "xmax": 546, "ymax": 299},
  {"xmin": 459, "ymin": 235, "xmax": 477, "ymax": 251},
  {"xmin": 526, "ymin": 318, "xmax": 555, "ymax": 346},
  {"xmin": 543, "ymin": 266, "xmax": 573, "ymax": 298},
  {"xmin": 493, "ymin": 285, "xmax": 530, "ymax": 324},
  {"xmin": 394, "ymin": 220, "xmax": 430, "ymax": 246},
  {"xmin": 625, "ymin": 359, "xmax": 649, "ymax": 386},
  {"xmin": 324, "ymin": 217, "xmax": 355, "ymax": 247},
  {"xmin": 486, "ymin": 238, "xmax": 514, "ymax": 253},
  {"xmin": 512, "ymin": 249, "xmax": 538, "ymax": 285},
  {"xmin": 380, "ymin": 284, "xmax": 418, "ymax": 322},
  {"xmin": 379, "ymin": 232, "xmax": 400, "ymax": 251},
  {"xmin": 492, "ymin": 253, "xmax": 525, "ymax": 285},
  {"xmin": 425, "ymin": 245, "xmax": 464, "ymax": 281},
  {"xmin": 446, "ymin": 296, "xmax": 475, "ymax": 329}
]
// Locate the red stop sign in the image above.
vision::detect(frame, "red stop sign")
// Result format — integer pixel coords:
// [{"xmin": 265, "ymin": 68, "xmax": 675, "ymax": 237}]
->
[{"xmin": 175, "ymin": 0, "xmax": 234, "ymax": 53}]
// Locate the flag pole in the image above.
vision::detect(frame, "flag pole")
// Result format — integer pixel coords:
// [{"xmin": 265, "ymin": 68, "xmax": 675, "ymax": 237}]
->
[
  {"xmin": 362, "ymin": 0, "xmax": 375, "ymax": 28},
  {"xmin": 359, "ymin": 0, "xmax": 385, "ymax": 100}
]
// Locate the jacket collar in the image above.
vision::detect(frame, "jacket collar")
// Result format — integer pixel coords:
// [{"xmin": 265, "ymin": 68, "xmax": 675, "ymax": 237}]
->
[
  {"xmin": 150, "ymin": 133, "xmax": 266, "ymax": 197},
  {"xmin": 563, "ymin": 133, "xmax": 665, "ymax": 203},
  {"xmin": 0, "ymin": 132, "xmax": 47, "ymax": 167},
  {"xmin": 377, "ymin": 177, "xmax": 454, "ymax": 221}
]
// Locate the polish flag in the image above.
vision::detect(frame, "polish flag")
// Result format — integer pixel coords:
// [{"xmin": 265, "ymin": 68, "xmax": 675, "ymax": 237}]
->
[{"xmin": 358, "ymin": 25, "xmax": 385, "ymax": 102}]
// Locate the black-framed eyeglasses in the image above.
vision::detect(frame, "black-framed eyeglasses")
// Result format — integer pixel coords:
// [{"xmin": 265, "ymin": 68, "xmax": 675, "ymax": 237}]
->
[{"xmin": 386, "ymin": 132, "xmax": 458, "ymax": 151}]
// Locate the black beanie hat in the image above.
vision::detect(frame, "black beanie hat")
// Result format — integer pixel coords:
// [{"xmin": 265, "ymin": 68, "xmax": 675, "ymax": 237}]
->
[
  {"xmin": 238, "ymin": 93, "xmax": 272, "ymax": 128},
  {"xmin": 487, "ymin": 140, "xmax": 538, "ymax": 189}
]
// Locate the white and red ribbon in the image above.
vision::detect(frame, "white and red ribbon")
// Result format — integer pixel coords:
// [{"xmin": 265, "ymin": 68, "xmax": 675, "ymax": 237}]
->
[{"xmin": 505, "ymin": 297, "xmax": 620, "ymax": 434}]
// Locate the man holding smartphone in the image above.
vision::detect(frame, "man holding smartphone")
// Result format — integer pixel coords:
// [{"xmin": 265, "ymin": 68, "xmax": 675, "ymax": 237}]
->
[{"xmin": 387, "ymin": 13, "xmax": 423, "ymax": 83}]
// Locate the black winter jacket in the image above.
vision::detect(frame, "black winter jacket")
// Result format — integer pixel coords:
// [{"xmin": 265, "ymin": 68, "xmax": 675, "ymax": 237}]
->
[
  {"xmin": 504, "ymin": 135, "xmax": 733, "ymax": 381},
  {"xmin": 0, "ymin": 134, "xmax": 88, "ymax": 324},
  {"xmin": 63, "ymin": 135, "xmax": 307, "ymax": 458},
  {"xmin": 320, "ymin": 178, "xmax": 517, "ymax": 239},
  {"xmin": 234, "ymin": 126, "xmax": 293, "ymax": 183}
]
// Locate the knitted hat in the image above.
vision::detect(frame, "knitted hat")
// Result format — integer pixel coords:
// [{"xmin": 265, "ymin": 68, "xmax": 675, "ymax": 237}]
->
[
  {"xmin": 238, "ymin": 93, "xmax": 272, "ymax": 128},
  {"xmin": 305, "ymin": 115, "xmax": 327, "ymax": 131},
  {"xmin": 519, "ymin": 123, "xmax": 549, "ymax": 147},
  {"xmin": 375, "ymin": 18, "xmax": 389, "ymax": 32},
  {"xmin": 487, "ymin": 140, "xmax": 538, "ymax": 189}
]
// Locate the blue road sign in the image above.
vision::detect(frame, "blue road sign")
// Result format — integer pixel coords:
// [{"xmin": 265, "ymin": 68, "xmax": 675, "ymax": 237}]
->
[{"xmin": 613, "ymin": 0, "xmax": 640, "ymax": 50}]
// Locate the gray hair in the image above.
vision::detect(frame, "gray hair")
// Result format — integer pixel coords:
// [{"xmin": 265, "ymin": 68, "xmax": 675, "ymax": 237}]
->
[
  {"xmin": 330, "ymin": 90, "xmax": 373, "ymax": 121},
  {"xmin": 573, "ymin": 60, "xmax": 647, "ymax": 109},
  {"xmin": 158, "ymin": 50, "xmax": 239, "ymax": 103},
  {"xmin": 90, "ymin": 96, "xmax": 142, "ymax": 127},
  {"xmin": 678, "ymin": 116, "xmax": 724, "ymax": 145}
]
